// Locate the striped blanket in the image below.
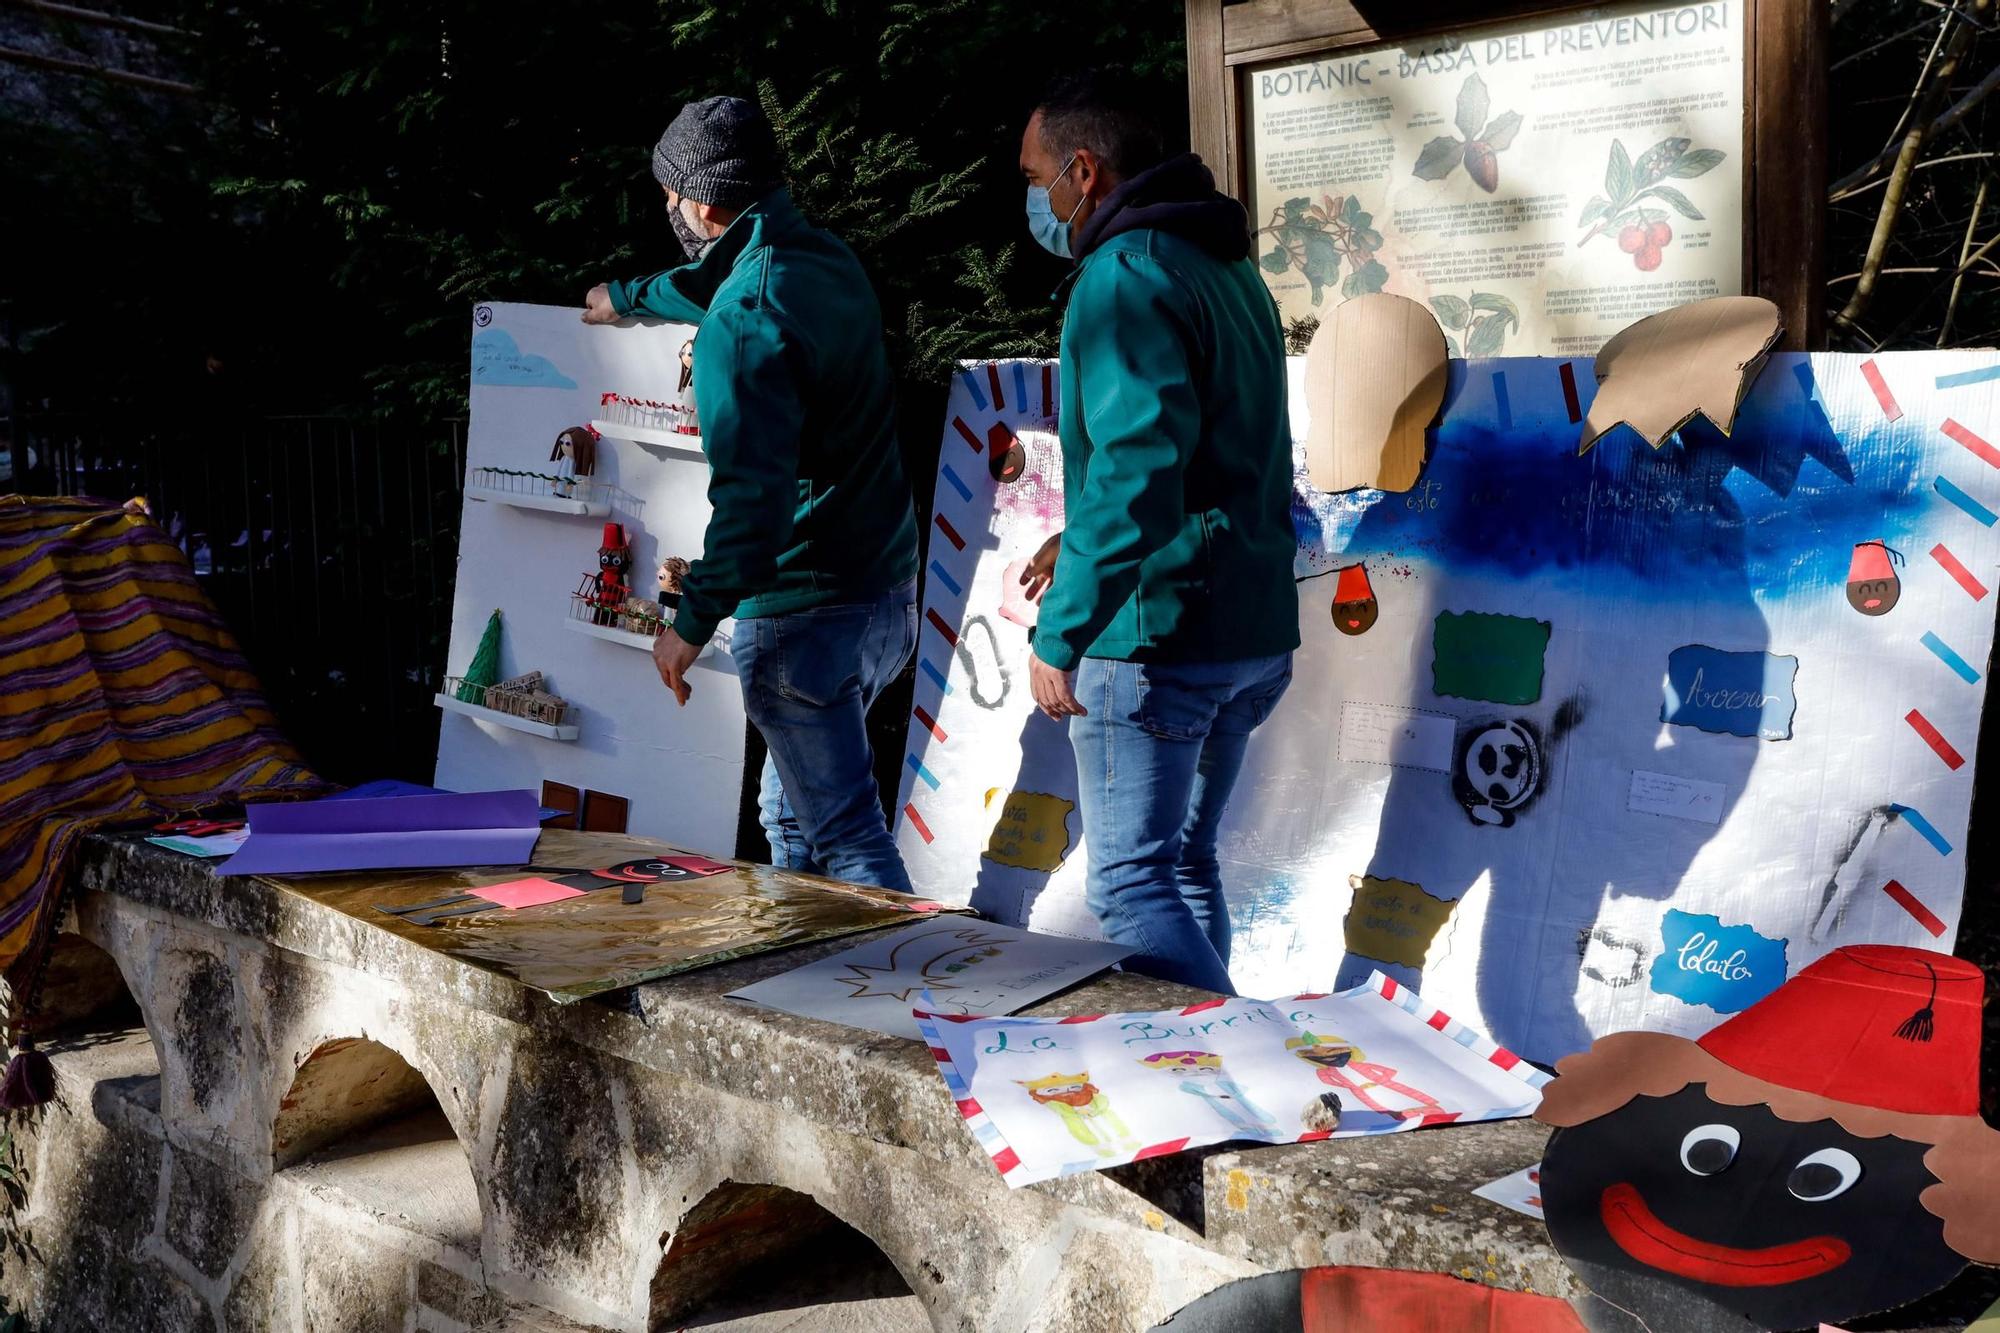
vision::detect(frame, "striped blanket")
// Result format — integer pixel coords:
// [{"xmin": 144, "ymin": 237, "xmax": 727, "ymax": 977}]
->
[{"xmin": 0, "ymin": 497, "xmax": 322, "ymax": 979}]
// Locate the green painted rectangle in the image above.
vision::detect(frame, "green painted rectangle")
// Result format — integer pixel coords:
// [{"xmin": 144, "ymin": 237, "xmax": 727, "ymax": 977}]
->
[{"xmin": 1432, "ymin": 611, "xmax": 1550, "ymax": 705}]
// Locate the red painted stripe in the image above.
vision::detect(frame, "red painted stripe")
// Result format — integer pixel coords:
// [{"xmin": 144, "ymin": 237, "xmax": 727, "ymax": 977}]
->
[
  {"xmin": 1179, "ymin": 998, "xmax": 1229, "ymax": 1015},
  {"xmin": 1930, "ymin": 543, "xmax": 1988, "ymax": 599},
  {"xmin": 903, "ymin": 803, "xmax": 933, "ymax": 844},
  {"xmin": 1490, "ymin": 1049, "xmax": 1521, "ymax": 1071},
  {"xmin": 935, "ymin": 1013, "xmax": 984, "ymax": 1024},
  {"xmin": 1859, "ymin": 358, "xmax": 1903, "ymax": 421},
  {"xmin": 992, "ymin": 1147, "xmax": 1020, "ymax": 1174},
  {"xmin": 1297, "ymin": 1129, "xmax": 1333, "ymax": 1143},
  {"xmin": 1291, "ymin": 992, "xmax": 1329, "ymax": 1001},
  {"xmin": 1906, "ymin": 709, "xmax": 1966, "ymax": 769},
  {"xmin": 1133, "ymin": 1137, "xmax": 1191, "ymax": 1162},
  {"xmin": 926, "ymin": 608, "xmax": 960, "ymax": 645},
  {"xmin": 1057, "ymin": 1013, "xmax": 1103, "ymax": 1024},
  {"xmin": 1412, "ymin": 1111, "xmax": 1464, "ymax": 1128},
  {"xmin": 956, "ymin": 1097, "xmax": 983, "ymax": 1117},
  {"xmin": 1042, "ymin": 364, "xmax": 1053, "ymax": 417},
  {"xmin": 1881, "ymin": 879, "xmax": 1948, "ymax": 938},
  {"xmin": 913, "ymin": 705, "xmax": 947, "ymax": 743},
  {"xmin": 987, "ymin": 362, "xmax": 1005, "ymax": 410},
  {"xmin": 927, "ymin": 1046, "xmax": 949, "ymax": 1062},
  {"xmin": 952, "ymin": 417, "xmax": 982, "ymax": 453},
  {"xmin": 1944, "ymin": 418, "xmax": 2000, "ymax": 469},
  {"xmin": 1380, "ymin": 977, "xmax": 1401, "ymax": 999},
  {"xmin": 1559, "ymin": 361, "xmax": 1582, "ymax": 423},
  {"xmin": 1426, "ymin": 1010, "xmax": 1450, "ymax": 1031},
  {"xmin": 933, "ymin": 514, "xmax": 966, "ymax": 551}
]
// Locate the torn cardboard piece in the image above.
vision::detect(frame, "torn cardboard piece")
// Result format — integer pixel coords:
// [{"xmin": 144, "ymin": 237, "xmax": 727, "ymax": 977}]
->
[
  {"xmin": 1536, "ymin": 945, "xmax": 2000, "ymax": 1333},
  {"xmin": 1579, "ymin": 295, "xmax": 1782, "ymax": 453},
  {"xmin": 1304, "ymin": 293, "xmax": 1448, "ymax": 493}
]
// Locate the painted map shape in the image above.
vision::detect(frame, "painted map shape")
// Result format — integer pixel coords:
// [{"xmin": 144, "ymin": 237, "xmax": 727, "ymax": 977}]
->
[
  {"xmin": 1432, "ymin": 611, "xmax": 1550, "ymax": 705},
  {"xmin": 1344, "ymin": 875, "xmax": 1459, "ymax": 970},
  {"xmin": 1661, "ymin": 645, "xmax": 1798, "ymax": 741},
  {"xmin": 983, "ymin": 790, "xmax": 1074, "ymax": 873},
  {"xmin": 1649, "ymin": 909, "xmax": 1788, "ymax": 1014},
  {"xmin": 471, "ymin": 328, "xmax": 578, "ymax": 389}
]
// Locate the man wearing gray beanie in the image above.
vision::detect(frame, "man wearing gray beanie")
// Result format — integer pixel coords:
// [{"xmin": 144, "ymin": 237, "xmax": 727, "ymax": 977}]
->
[{"xmin": 583, "ymin": 96, "xmax": 921, "ymax": 893}]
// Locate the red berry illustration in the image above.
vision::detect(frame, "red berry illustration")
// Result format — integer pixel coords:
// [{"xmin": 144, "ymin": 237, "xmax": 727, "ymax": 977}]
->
[
  {"xmin": 1618, "ymin": 225, "xmax": 1645, "ymax": 254},
  {"xmin": 1648, "ymin": 220, "xmax": 1672, "ymax": 247},
  {"xmin": 1635, "ymin": 245, "xmax": 1662, "ymax": 272}
]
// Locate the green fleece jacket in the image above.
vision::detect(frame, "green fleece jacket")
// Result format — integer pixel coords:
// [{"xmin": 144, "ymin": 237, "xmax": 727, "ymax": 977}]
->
[
  {"xmin": 607, "ymin": 190, "xmax": 918, "ymax": 646},
  {"xmin": 1030, "ymin": 188, "xmax": 1301, "ymax": 672}
]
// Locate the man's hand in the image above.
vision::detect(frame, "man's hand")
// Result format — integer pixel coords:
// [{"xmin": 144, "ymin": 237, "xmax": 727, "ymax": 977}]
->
[
  {"xmin": 1018, "ymin": 532, "xmax": 1062, "ymax": 604},
  {"xmin": 581, "ymin": 283, "xmax": 620, "ymax": 325},
  {"xmin": 1029, "ymin": 651, "xmax": 1085, "ymax": 721},
  {"xmin": 651, "ymin": 629, "xmax": 702, "ymax": 705}
]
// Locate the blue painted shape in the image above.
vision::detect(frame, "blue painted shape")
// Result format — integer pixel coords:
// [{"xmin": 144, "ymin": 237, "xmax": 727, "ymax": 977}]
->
[
  {"xmin": 1891, "ymin": 804, "xmax": 1953, "ymax": 855},
  {"xmin": 919, "ymin": 659, "xmax": 953, "ymax": 693},
  {"xmin": 959, "ymin": 369, "xmax": 988, "ymax": 412},
  {"xmin": 1649, "ymin": 910, "xmax": 1788, "ymax": 1014},
  {"xmin": 1013, "ymin": 363, "xmax": 1029, "ymax": 416},
  {"xmin": 1935, "ymin": 364, "xmax": 2000, "ymax": 389},
  {"xmin": 1491, "ymin": 371, "xmax": 1512, "ymax": 430},
  {"xmin": 471, "ymin": 328, "xmax": 577, "ymax": 389},
  {"xmin": 1921, "ymin": 630, "xmax": 1981, "ymax": 683},
  {"xmin": 941, "ymin": 464, "xmax": 973, "ymax": 503},
  {"xmin": 1661, "ymin": 645, "xmax": 1798, "ymax": 741},
  {"xmin": 928, "ymin": 560, "xmax": 963, "ymax": 597},
  {"xmin": 905, "ymin": 754, "xmax": 941, "ymax": 789},
  {"xmin": 1936, "ymin": 475, "xmax": 1998, "ymax": 526}
]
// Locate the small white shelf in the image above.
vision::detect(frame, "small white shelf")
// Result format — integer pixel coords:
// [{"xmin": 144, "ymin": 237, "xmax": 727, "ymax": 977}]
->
[
  {"xmin": 431, "ymin": 692, "xmax": 579, "ymax": 740},
  {"xmin": 590, "ymin": 419, "xmax": 706, "ymax": 460},
  {"xmin": 464, "ymin": 484, "xmax": 612, "ymax": 517},
  {"xmin": 564, "ymin": 616, "xmax": 661, "ymax": 651}
]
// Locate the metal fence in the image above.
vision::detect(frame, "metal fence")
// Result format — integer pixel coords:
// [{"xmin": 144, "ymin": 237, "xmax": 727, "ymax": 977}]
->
[{"xmin": 4, "ymin": 413, "xmax": 466, "ymax": 785}]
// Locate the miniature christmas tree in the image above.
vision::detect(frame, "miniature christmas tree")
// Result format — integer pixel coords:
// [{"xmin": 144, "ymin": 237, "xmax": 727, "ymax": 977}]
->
[{"xmin": 456, "ymin": 609, "xmax": 503, "ymax": 702}]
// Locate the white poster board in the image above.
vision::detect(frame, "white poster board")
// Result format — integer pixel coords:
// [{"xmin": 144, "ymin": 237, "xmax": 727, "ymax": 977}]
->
[
  {"xmin": 1246, "ymin": 0, "xmax": 1745, "ymax": 355},
  {"xmin": 438, "ymin": 301, "xmax": 745, "ymax": 853}
]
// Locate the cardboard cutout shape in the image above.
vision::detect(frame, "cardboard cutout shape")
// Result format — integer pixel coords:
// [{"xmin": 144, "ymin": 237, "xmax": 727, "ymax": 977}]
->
[
  {"xmin": 1303, "ymin": 293, "xmax": 1448, "ymax": 494},
  {"xmin": 1536, "ymin": 945, "xmax": 2000, "ymax": 1333},
  {"xmin": 1579, "ymin": 296, "xmax": 1781, "ymax": 453},
  {"xmin": 1845, "ymin": 540, "xmax": 1902, "ymax": 616},
  {"xmin": 1330, "ymin": 563, "xmax": 1378, "ymax": 635}
]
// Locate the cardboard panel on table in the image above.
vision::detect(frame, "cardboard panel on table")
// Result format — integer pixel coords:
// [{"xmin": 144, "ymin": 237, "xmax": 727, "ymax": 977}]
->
[{"xmin": 438, "ymin": 301, "xmax": 745, "ymax": 857}]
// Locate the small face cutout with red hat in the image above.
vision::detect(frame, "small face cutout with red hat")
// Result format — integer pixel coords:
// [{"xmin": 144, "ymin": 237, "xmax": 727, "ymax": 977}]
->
[
  {"xmin": 1331, "ymin": 564, "xmax": 1378, "ymax": 636},
  {"xmin": 1845, "ymin": 539, "xmax": 1901, "ymax": 616}
]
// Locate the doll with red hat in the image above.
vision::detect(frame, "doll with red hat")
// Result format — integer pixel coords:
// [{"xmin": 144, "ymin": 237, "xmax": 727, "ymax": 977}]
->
[
  {"xmin": 1331, "ymin": 563, "xmax": 1378, "ymax": 636},
  {"xmin": 1536, "ymin": 945, "xmax": 2000, "ymax": 1332},
  {"xmin": 1844, "ymin": 539, "xmax": 1902, "ymax": 616},
  {"xmin": 578, "ymin": 522, "xmax": 633, "ymax": 625}
]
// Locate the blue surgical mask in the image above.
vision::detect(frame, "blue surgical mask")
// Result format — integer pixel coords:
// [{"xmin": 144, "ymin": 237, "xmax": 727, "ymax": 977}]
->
[{"xmin": 1026, "ymin": 154, "xmax": 1083, "ymax": 258}]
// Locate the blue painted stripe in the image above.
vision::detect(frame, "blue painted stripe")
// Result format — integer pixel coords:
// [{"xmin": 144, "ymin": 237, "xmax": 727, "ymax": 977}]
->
[
  {"xmin": 959, "ymin": 369, "xmax": 988, "ymax": 411},
  {"xmin": 1491, "ymin": 371, "xmax": 1512, "ymax": 430},
  {"xmin": 905, "ymin": 754, "xmax": 941, "ymax": 789},
  {"xmin": 1451, "ymin": 1028, "xmax": 1479, "ymax": 1050},
  {"xmin": 941, "ymin": 464, "xmax": 973, "ymax": 503},
  {"xmin": 1936, "ymin": 476, "xmax": 1998, "ymax": 526},
  {"xmin": 928, "ymin": 560, "xmax": 962, "ymax": 597},
  {"xmin": 1921, "ymin": 630, "xmax": 1981, "ymax": 683},
  {"xmin": 1935, "ymin": 364, "xmax": 2000, "ymax": 389},
  {"xmin": 1891, "ymin": 804, "xmax": 1953, "ymax": 856},
  {"xmin": 1012, "ymin": 363, "xmax": 1028, "ymax": 416},
  {"xmin": 919, "ymin": 659, "xmax": 953, "ymax": 693}
]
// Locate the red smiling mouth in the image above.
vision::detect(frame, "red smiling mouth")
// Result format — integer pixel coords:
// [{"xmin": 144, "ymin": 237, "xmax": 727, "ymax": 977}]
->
[{"xmin": 1600, "ymin": 1183, "xmax": 1851, "ymax": 1287}]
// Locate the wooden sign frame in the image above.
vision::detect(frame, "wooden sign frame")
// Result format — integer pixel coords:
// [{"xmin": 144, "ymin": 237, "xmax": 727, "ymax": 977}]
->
[{"xmin": 1186, "ymin": 0, "xmax": 1826, "ymax": 349}]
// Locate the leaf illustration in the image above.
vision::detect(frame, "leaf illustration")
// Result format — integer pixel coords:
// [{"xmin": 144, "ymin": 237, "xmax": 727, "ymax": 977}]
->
[
  {"xmin": 1414, "ymin": 135, "xmax": 1465, "ymax": 181},
  {"xmin": 1342, "ymin": 259, "xmax": 1390, "ymax": 299},
  {"xmin": 1669, "ymin": 148, "xmax": 1725, "ymax": 179},
  {"xmin": 1445, "ymin": 335, "xmax": 1462, "ymax": 359},
  {"xmin": 1355, "ymin": 225, "xmax": 1384, "ymax": 250},
  {"xmin": 1469, "ymin": 291, "xmax": 1521, "ymax": 330},
  {"xmin": 1479, "ymin": 110, "xmax": 1523, "ymax": 152},
  {"xmin": 1465, "ymin": 312, "xmax": 1508, "ymax": 358},
  {"xmin": 1645, "ymin": 185, "xmax": 1705, "ymax": 220},
  {"xmin": 1577, "ymin": 197, "xmax": 1609, "ymax": 228},
  {"xmin": 1431, "ymin": 295, "xmax": 1472, "ymax": 330},
  {"xmin": 1322, "ymin": 193, "xmax": 1344, "ymax": 217},
  {"xmin": 1632, "ymin": 136, "xmax": 1690, "ymax": 187},
  {"xmin": 1260, "ymin": 246, "xmax": 1292, "ymax": 275},
  {"xmin": 1455, "ymin": 72, "xmax": 1490, "ymax": 142},
  {"xmin": 1342, "ymin": 195, "xmax": 1362, "ymax": 223},
  {"xmin": 1464, "ymin": 141, "xmax": 1499, "ymax": 192},
  {"xmin": 1282, "ymin": 197, "xmax": 1312, "ymax": 224},
  {"xmin": 1302, "ymin": 230, "xmax": 1343, "ymax": 304},
  {"xmin": 1606, "ymin": 139, "xmax": 1632, "ymax": 204}
]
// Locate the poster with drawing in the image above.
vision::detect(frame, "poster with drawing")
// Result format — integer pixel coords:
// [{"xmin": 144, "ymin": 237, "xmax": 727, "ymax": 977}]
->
[
  {"xmin": 1245, "ymin": 1, "xmax": 1744, "ymax": 354},
  {"xmin": 896, "ymin": 352, "xmax": 2000, "ymax": 1066},
  {"xmin": 726, "ymin": 919, "xmax": 1131, "ymax": 1040},
  {"xmin": 921, "ymin": 972, "xmax": 1547, "ymax": 1188}
]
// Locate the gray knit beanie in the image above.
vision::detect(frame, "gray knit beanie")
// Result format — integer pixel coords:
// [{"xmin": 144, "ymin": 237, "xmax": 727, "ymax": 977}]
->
[{"xmin": 650, "ymin": 96, "xmax": 784, "ymax": 209}]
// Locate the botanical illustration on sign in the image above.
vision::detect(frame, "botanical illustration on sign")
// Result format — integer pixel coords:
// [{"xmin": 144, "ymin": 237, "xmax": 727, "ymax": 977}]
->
[
  {"xmin": 1429, "ymin": 292, "xmax": 1522, "ymax": 359},
  {"xmin": 1258, "ymin": 194, "xmax": 1391, "ymax": 307},
  {"xmin": 1411, "ymin": 73, "xmax": 1523, "ymax": 194},
  {"xmin": 1575, "ymin": 136, "xmax": 1727, "ymax": 271}
]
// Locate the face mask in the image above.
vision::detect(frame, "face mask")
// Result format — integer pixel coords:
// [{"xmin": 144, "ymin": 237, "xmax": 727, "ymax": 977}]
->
[
  {"xmin": 1025, "ymin": 154, "xmax": 1084, "ymax": 258},
  {"xmin": 670, "ymin": 196, "xmax": 713, "ymax": 261}
]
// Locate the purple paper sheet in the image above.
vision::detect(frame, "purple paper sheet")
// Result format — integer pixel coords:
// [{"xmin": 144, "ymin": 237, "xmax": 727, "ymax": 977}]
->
[{"xmin": 222, "ymin": 790, "xmax": 541, "ymax": 874}]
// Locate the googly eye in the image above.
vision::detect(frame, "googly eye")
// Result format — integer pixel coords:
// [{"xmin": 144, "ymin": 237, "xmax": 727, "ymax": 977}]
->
[
  {"xmin": 1788, "ymin": 1148, "xmax": 1862, "ymax": 1201},
  {"xmin": 1679, "ymin": 1123, "xmax": 1740, "ymax": 1175}
]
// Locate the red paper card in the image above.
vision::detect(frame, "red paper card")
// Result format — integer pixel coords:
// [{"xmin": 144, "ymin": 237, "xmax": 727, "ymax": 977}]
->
[{"xmin": 478, "ymin": 877, "xmax": 588, "ymax": 910}]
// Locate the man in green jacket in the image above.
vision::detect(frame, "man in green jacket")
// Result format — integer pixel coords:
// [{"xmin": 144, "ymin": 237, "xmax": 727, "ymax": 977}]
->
[
  {"xmin": 1018, "ymin": 73, "xmax": 1299, "ymax": 993},
  {"xmin": 583, "ymin": 96, "xmax": 920, "ymax": 892}
]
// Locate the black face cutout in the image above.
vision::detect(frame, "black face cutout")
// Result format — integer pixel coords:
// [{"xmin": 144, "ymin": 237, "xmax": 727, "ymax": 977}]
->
[
  {"xmin": 1542, "ymin": 1086, "xmax": 1962, "ymax": 1333},
  {"xmin": 1846, "ymin": 576, "xmax": 1900, "ymax": 615},
  {"xmin": 599, "ymin": 550, "xmax": 628, "ymax": 573},
  {"xmin": 1332, "ymin": 597, "xmax": 1379, "ymax": 636}
]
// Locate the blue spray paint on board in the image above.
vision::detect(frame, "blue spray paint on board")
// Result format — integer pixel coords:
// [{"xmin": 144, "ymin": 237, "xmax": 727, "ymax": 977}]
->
[
  {"xmin": 1650, "ymin": 909, "xmax": 1788, "ymax": 1013},
  {"xmin": 1661, "ymin": 645, "xmax": 1799, "ymax": 741}
]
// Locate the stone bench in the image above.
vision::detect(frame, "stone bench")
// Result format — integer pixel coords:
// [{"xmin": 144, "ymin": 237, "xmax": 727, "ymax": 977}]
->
[{"xmin": 5, "ymin": 835, "xmax": 1568, "ymax": 1331}]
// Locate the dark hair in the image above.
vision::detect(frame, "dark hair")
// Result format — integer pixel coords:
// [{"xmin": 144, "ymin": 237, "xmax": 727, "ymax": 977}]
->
[{"xmin": 1035, "ymin": 70, "xmax": 1167, "ymax": 181}]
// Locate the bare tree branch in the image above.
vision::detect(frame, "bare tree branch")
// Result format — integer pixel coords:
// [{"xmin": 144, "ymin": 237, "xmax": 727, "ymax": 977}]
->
[
  {"xmin": 1830, "ymin": 56, "xmax": 2000, "ymax": 196},
  {"xmin": 1941, "ymin": 174, "xmax": 1992, "ymax": 343}
]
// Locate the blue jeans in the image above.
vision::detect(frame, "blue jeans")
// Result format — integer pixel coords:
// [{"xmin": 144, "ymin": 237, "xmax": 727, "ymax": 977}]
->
[
  {"xmin": 1069, "ymin": 653, "xmax": 1293, "ymax": 994},
  {"xmin": 730, "ymin": 580, "xmax": 918, "ymax": 892}
]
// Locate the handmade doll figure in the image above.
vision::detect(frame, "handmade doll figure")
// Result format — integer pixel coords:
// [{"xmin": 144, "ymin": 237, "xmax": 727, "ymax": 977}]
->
[
  {"xmin": 579, "ymin": 522, "xmax": 632, "ymax": 625},
  {"xmin": 1137, "ymin": 1050, "xmax": 1281, "ymax": 1136},
  {"xmin": 677, "ymin": 338, "xmax": 696, "ymax": 395},
  {"xmin": 549, "ymin": 425, "xmax": 600, "ymax": 497},
  {"xmin": 656, "ymin": 555, "xmax": 690, "ymax": 610}
]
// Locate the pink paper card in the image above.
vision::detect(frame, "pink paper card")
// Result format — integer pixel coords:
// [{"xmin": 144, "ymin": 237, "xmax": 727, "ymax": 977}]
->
[{"xmin": 477, "ymin": 877, "xmax": 587, "ymax": 910}]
